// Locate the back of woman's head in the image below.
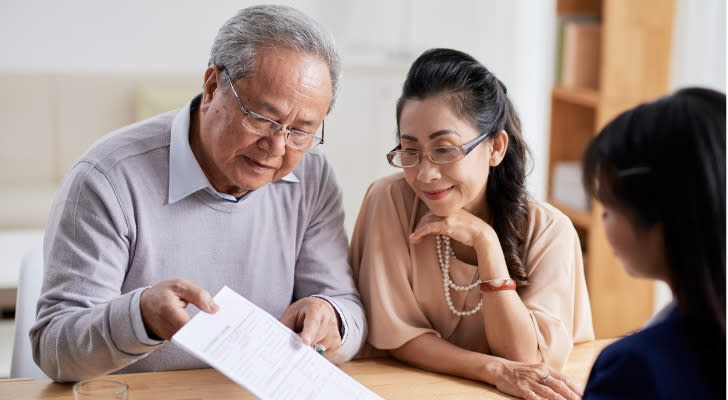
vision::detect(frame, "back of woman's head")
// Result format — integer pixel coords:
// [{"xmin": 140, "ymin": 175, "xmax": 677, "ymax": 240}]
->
[
  {"xmin": 396, "ymin": 48, "xmax": 532, "ymax": 282},
  {"xmin": 583, "ymin": 87, "xmax": 726, "ymax": 339}
]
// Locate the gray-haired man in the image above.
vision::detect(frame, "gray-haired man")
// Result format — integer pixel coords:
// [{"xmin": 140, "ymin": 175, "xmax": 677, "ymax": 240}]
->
[{"xmin": 31, "ymin": 5, "xmax": 366, "ymax": 382}]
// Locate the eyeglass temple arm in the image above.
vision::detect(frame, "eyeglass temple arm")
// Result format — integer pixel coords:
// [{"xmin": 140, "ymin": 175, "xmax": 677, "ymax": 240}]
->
[
  {"xmin": 221, "ymin": 68, "xmax": 246, "ymax": 109},
  {"xmin": 463, "ymin": 131, "xmax": 493, "ymax": 153},
  {"xmin": 319, "ymin": 120, "xmax": 325, "ymax": 145}
]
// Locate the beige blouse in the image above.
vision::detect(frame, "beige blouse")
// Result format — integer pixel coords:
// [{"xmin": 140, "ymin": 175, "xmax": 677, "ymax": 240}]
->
[{"xmin": 350, "ymin": 173, "xmax": 594, "ymax": 369}]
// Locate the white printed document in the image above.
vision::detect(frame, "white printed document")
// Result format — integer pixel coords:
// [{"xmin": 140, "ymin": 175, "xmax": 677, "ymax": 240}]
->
[{"xmin": 172, "ymin": 286, "xmax": 382, "ymax": 400}]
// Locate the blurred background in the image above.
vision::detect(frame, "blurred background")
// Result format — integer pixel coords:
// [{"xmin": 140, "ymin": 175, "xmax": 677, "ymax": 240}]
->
[{"xmin": 0, "ymin": 0, "xmax": 724, "ymax": 378}]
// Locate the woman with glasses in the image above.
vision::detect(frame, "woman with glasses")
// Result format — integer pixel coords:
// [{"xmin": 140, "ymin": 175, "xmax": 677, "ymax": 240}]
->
[
  {"xmin": 581, "ymin": 88, "xmax": 725, "ymax": 399},
  {"xmin": 350, "ymin": 48, "xmax": 594, "ymax": 399}
]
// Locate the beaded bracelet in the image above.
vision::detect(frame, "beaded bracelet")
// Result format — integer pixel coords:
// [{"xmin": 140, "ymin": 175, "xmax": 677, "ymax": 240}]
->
[{"xmin": 479, "ymin": 278, "xmax": 517, "ymax": 292}]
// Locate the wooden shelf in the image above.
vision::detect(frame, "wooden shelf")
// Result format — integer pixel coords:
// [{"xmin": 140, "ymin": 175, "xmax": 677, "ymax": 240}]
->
[
  {"xmin": 557, "ymin": 0, "xmax": 602, "ymax": 16},
  {"xmin": 549, "ymin": 198, "xmax": 592, "ymax": 230},
  {"xmin": 549, "ymin": 0, "xmax": 675, "ymax": 339},
  {"xmin": 552, "ymin": 86, "xmax": 599, "ymax": 108}
]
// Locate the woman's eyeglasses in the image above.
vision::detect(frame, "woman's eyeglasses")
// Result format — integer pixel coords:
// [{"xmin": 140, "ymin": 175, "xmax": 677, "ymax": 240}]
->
[{"xmin": 386, "ymin": 131, "xmax": 492, "ymax": 168}]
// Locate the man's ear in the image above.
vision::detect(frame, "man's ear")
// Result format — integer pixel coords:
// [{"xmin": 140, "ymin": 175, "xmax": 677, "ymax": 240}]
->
[
  {"xmin": 489, "ymin": 130, "xmax": 509, "ymax": 166},
  {"xmin": 200, "ymin": 65, "xmax": 220, "ymax": 111}
]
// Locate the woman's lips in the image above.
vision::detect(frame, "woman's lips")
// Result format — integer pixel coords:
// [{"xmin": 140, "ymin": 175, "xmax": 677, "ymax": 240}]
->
[{"xmin": 422, "ymin": 186, "xmax": 454, "ymax": 200}]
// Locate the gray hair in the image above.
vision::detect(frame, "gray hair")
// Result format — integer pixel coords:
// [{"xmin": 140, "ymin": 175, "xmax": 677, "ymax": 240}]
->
[{"xmin": 209, "ymin": 5, "xmax": 341, "ymax": 113}]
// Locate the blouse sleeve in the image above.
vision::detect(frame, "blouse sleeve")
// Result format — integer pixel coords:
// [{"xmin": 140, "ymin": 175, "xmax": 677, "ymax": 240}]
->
[
  {"xmin": 518, "ymin": 206, "xmax": 595, "ymax": 370},
  {"xmin": 349, "ymin": 177, "xmax": 440, "ymax": 349}
]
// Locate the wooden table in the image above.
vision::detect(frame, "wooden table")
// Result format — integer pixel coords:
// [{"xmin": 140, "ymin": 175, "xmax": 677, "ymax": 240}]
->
[{"xmin": 1, "ymin": 339, "xmax": 611, "ymax": 400}]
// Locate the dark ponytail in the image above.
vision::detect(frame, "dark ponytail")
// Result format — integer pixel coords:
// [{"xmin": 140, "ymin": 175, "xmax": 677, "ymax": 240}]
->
[{"xmin": 487, "ymin": 95, "xmax": 530, "ymax": 282}]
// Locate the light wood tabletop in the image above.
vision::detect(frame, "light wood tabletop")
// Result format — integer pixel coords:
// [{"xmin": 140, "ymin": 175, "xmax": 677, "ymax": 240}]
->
[{"xmin": 0, "ymin": 339, "xmax": 612, "ymax": 400}]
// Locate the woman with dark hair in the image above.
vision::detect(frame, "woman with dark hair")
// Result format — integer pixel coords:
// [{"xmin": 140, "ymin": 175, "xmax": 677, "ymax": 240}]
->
[
  {"xmin": 350, "ymin": 48, "xmax": 594, "ymax": 399},
  {"xmin": 582, "ymin": 87, "xmax": 726, "ymax": 399}
]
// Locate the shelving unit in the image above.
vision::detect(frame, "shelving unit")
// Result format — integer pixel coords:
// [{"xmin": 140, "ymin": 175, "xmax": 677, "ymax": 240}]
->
[{"xmin": 547, "ymin": 0, "xmax": 675, "ymax": 338}]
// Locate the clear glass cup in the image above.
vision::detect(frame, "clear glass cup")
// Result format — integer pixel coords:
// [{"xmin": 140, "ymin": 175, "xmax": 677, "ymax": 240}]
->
[{"xmin": 72, "ymin": 379, "xmax": 128, "ymax": 400}]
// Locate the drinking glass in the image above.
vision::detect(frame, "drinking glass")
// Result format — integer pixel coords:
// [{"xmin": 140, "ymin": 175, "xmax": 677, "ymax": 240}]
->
[{"xmin": 72, "ymin": 379, "xmax": 128, "ymax": 400}]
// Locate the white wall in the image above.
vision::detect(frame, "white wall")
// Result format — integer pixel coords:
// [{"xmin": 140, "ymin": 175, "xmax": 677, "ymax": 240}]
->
[
  {"xmin": 670, "ymin": 0, "xmax": 726, "ymax": 92},
  {"xmin": 0, "ymin": 0, "xmax": 556, "ymax": 235},
  {"xmin": 0, "ymin": 0, "xmax": 725, "ymax": 321},
  {"xmin": 0, "ymin": 0, "xmax": 723, "ymax": 237}
]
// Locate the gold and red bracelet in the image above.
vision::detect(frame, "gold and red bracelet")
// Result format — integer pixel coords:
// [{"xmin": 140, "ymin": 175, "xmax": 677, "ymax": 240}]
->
[{"xmin": 479, "ymin": 278, "xmax": 517, "ymax": 292}]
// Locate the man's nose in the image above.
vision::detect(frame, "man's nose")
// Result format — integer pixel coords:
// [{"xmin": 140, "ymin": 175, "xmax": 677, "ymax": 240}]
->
[{"xmin": 259, "ymin": 129, "xmax": 288, "ymax": 156}]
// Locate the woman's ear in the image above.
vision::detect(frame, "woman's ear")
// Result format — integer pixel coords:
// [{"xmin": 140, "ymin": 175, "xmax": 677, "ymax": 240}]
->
[
  {"xmin": 489, "ymin": 130, "xmax": 509, "ymax": 166},
  {"xmin": 200, "ymin": 65, "xmax": 220, "ymax": 111}
]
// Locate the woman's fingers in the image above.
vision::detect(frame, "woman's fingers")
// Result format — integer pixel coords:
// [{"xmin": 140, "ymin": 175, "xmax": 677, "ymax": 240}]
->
[
  {"xmin": 495, "ymin": 361, "xmax": 582, "ymax": 400},
  {"xmin": 545, "ymin": 370, "xmax": 582, "ymax": 399},
  {"xmin": 409, "ymin": 221, "xmax": 446, "ymax": 243},
  {"xmin": 408, "ymin": 210, "xmax": 493, "ymax": 247}
]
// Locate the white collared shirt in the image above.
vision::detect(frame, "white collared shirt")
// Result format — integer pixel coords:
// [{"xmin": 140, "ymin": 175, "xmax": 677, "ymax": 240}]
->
[{"xmin": 167, "ymin": 96, "xmax": 298, "ymax": 204}]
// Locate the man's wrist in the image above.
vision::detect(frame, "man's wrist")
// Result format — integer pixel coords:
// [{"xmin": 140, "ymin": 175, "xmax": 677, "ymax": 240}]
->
[{"xmin": 133, "ymin": 288, "xmax": 165, "ymax": 345}]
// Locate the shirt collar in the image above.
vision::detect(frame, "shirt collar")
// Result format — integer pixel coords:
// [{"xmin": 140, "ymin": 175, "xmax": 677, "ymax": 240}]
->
[{"xmin": 168, "ymin": 95, "xmax": 299, "ymax": 204}]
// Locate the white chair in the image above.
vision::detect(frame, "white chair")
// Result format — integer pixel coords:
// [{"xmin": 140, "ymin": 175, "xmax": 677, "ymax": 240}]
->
[{"xmin": 10, "ymin": 247, "xmax": 48, "ymax": 379}]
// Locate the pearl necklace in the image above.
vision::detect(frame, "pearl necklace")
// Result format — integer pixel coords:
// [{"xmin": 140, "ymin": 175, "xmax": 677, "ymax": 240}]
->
[{"xmin": 436, "ymin": 235, "xmax": 483, "ymax": 316}]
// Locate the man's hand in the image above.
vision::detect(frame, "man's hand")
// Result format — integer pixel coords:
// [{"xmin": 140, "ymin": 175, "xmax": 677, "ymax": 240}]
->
[
  {"xmin": 279, "ymin": 297, "xmax": 342, "ymax": 358},
  {"xmin": 140, "ymin": 279, "xmax": 219, "ymax": 340}
]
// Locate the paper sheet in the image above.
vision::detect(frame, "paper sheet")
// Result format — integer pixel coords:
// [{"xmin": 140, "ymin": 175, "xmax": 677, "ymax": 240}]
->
[{"xmin": 172, "ymin": 286, "xmax": 382, "ymax": 400}]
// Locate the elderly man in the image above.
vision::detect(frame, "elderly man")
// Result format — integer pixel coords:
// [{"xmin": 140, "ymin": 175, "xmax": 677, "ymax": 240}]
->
[{"xmin": 31, "ymin": 5, "xmax": 366, "ymax": 382}]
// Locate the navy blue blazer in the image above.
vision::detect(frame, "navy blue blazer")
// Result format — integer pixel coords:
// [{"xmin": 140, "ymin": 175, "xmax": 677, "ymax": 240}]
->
[{"xmin": 583, "ymin": 308, "xmax": 724, "ymax": 399}]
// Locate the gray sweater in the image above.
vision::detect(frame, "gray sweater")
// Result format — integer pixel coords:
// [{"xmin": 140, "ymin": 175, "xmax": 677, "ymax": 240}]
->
[{"xmin": 30, "ymin": 108, "xmax": 366, "ymax": 382}]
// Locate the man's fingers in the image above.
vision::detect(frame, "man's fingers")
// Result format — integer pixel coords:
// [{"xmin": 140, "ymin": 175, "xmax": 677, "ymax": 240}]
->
[
  {"xmin": 173, "ymin": 280, "xmax": 218, "ymax": 313},
  {"xmin": 279, "ymin": 308, "xmax": 297, "ymax": 331},
  {"xmin": 280, "ymin": 297, "xmax": 341, "ymax": 354},
  {"xmin": 299, "ymin": 313, "xmax": 322, "ymax": 345},
  {"xmin": 140, "ymin": 280, "xmax": 218, "ymax": 340}
]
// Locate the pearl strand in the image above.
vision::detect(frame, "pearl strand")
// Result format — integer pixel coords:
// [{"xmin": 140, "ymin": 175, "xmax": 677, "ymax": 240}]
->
[{"xmin": 436, "ymin": 235, "xmax": 482, "ymax": 316}]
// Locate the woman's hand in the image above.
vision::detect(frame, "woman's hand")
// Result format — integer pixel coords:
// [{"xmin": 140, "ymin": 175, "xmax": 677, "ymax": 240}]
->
[
  {"xmin": 409, "ymin": 210, "xmax": 510, "ymax": 279},
  {"xmin": 493, "ymin": 359, "xmax": 582, "ymax": 400},
  {"xmin": 409, "ymin": 210, "xmax": 496, "ymax": 248}
]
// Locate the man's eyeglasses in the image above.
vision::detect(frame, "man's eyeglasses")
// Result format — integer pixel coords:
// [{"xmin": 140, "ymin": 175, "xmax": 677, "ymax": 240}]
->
[
  {"xmin": 223, "ymin": 68, "xmax": 324, "ymax": 151},
  {"xmin": 386, "ymin": 130, "xmax": 493, "ymax": 168}
]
